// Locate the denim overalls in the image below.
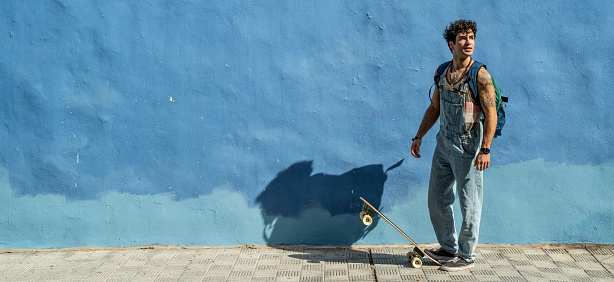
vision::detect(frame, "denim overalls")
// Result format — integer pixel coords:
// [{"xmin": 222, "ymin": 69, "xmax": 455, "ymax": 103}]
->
[{"xmin": 428, "ymin": 67, "xmax": 483, "ymax": 262}]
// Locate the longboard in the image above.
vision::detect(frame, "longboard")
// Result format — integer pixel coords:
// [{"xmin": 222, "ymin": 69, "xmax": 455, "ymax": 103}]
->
[{"xmin": 359, "ymin": 197, "xmax": 442, "ymax": 268}]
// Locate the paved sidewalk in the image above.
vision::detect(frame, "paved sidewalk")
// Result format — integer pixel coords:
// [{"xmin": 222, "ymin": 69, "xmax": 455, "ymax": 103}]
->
[{"xmin": 0, "ymin": 244, "xmax": 613, "ymax": 281}]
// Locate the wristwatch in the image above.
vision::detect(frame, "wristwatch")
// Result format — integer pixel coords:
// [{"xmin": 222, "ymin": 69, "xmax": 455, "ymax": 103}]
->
[{"xmin": 480, "ymin": 148, "xmax": 490, "ymax": 154}]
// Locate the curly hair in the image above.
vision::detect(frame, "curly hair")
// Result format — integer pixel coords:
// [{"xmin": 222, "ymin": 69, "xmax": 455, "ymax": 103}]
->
[{"xmin": 443, "ymin": 19, "xmax": 477, "ymax": 43}]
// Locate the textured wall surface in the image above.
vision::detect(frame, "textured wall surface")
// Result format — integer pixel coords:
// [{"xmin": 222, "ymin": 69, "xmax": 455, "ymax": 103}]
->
[{"xmin": 1, "ymin": 1, "xmax": 613, "ymax": 249}]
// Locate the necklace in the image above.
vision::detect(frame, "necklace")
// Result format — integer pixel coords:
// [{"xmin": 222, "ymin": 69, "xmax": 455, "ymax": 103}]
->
[{"xmin": 450, "ymin": 59, "xmax": 472, "ymax": 84}]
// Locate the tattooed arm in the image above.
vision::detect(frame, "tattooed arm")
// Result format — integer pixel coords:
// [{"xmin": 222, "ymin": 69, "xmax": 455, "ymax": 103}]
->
[{"xmin": 475, "ymin": 67, "xmax": 497, "ymax": 170}]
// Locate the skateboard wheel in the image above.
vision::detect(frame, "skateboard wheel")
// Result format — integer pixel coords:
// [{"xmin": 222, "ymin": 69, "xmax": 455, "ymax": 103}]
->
[
  {"xmin": 411, "ymin": 257, "xmax": 423, "ymax": 268},
  {"xmin": 362, "ymin": 214, "xmax": 373, "ymax": 225},
  {"xmin": 407, "ymin": 252, "xmax": 412, "ymax": 261},
  {"xmin": 359, "ymin": 211, "xmax": 367, "ymax": 220}
]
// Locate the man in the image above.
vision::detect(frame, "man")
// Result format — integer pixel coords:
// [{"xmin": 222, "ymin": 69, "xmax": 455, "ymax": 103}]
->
[{"xmin": 410, "ymin": 19, "xmax": 497, "ymax": 272}]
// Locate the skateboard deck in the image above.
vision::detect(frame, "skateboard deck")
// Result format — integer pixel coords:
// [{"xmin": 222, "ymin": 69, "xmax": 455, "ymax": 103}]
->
[{"xmin": 359, "ymin": 197, "xmax": 442, "ymax": 268}]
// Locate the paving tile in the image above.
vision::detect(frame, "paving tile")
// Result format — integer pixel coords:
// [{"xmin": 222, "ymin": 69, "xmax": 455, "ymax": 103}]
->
[
  {"xmin": 584, "ymin": 269, "xmax": 613, "ymax": 278},
  {"xmin": 234, "ymin": 260, "xmax": 258, "ymax": 271},
  {"xmin": 545, "ymin": 251, "xmax": 575, "ymax": 265},
  {"xmin": 64, "ymin": 251, "xmax": 95, "ymax": 260},
  {"xmin": 372, "ymin": 257, "xmax": 395, "ymax": 265},
  {"xmin": 492, "ymin": 266, "xmax": 522, "ymax": 277},
  {"xmin": 555, "ymin": 261, "xmax": 583, "ymax": 269},
  {"xmin": 207, "ymin": 264, "xmax": 232, "ymax": 272},
  {"xmin": 134, "ymin": 267, "xmax": 163, "ymax": 278},
  {"xmin": 144, "ymin": 259, "xmax": 169, "ymax": 267},
  {"xmin": 163, "ymin": 264, "xmax": 187, "ymax": 272},
  {"xmin": 498, "ymin": 275, "xmax": 528, "ymax": 282},
  {"xmin": 228, "ymin": 269, "xmax": 254, "ymax": 280},
  {"xmin": 301, "ymin": 269, "xmax": 324, "ymax": 276},
  {"xmin": 153, "ymin": 278, "xmax": 180, "ymax": 282},
  {"xmin": 524, "ymin": 254, "xmax": 552, "ymax": 261},
  {"xmin": 603, "ymin": 263, "xmax": 614, "ymax": 275},
  {"xmin": 548, "ymin": 253, "xmax": 576, "ymax": 262},
  {"xmin": 537, "ymin": 266, "xmax": 564, "ymax": 274},
  {"xmin": 472, "ymin": 268, "xmax": 498, "ymax": 276},
  {"xmin": 326, "ymin": 258, "xmax": 349, "ymax": 270},
  {"xmin": 259, "ymin": 253, "xmax": 282, "ymax": 261},
  {"xmin": 577, "ymin": 261, "xmax": 607, "ymax": 271},
  {"xmin": 591, "ymin": 279, "xmax": 614, "ymax": 282},
  {"xmin": 347, "ymin": 250, "xmax": 369, "ymax": 259},
  {"xmin": 149, "ymin": 249, "xmax": 178, "ymax": 259},
  {"xmin": 181, "ymin": 269, "xmax": 208, "ymax": 278},
  {"xmin": 422, "ymin": 267, "xmax": 452, "ymax": 280},
  {"xmin": 9, "ymin": 262, "xmax": 36, "ymax": 270},
  {"xmin": 522, "ymin": 249, "xmax": 546, "ymax": 255},
  {"xmin": 215, "ymin": 253, "xmax": 239, "ymax": 261},
  {"xmin": 106, "ymin": 271, "xmax": 137, "ymax": 280},
  {"xmin": 348, "ymin": 266, "xmax": 371, "ymax": 277},
  {"xmin": 254, "ymin": 264, "xmax": 278, "ymax": 272},
  {"xmin": 450, "ymin": 273, "xmax": 478, "ymax": 281},
  {"xmin": 518, "ymin": 269, "xmax": 547, "ymax": 280},
  {"xmin": 490, "ymin": 262, "xmax": 516, "ymax": 272},
  {"xmin": 251, "ymin": 277, "xmax": 276, "ymax": 281},
  {"xmin": 560, "ymin": 267, "xmax": 592, "ymax": 278},
  {"xmin": 98, "ymin": 259, "xmax": 125, "ymax": 267},
  {"xmin": 566, "ymin": 277, "xmax": 593, "ymax": 282},
  {"xmin": 0, "ymin": 269, "xmax": 25, "ymax": 280},
  {"xmin": 279, "ymin": 263, "xmax": 302, "ymax": 272},
  {"xmin": 530, "ymin": 260, "xmax": 557, "ymax": 268},
  {"xmin": 64, "ymin": 268, "xmax": 101, "ymax": 279},
  {"xmin": 500, "ymin": 248, "xmax": 525, "ymax": 255},
  {"xmin": 239, "ymin": 248, "xmax": 263, "ymax": 259},
  {"xmin": 325, "ymin": 269, "xmax": 349, "ymax": 281},
  {"xmin": 539, "ymin": 272, "xmax": 571, "ymax": 282},
  {"xmin": 484, "ymin": 252, "xmax": 509, "ymax": 261},
  {"xmin": 41, "ymin": 268, "xmax": 70, "ymax": 280},
  {"xmin": 299, "ymin": 275, "xmax": 324, "ymax": 282},
  {"xmin": 510, "ymin": 259, "xmax": 534, "ymax": 268},
  {"xmin": 400, "ymin": 273, "xmax": 428, "ymax": 281},
  {"xmin": 87, "ymin": 269, "xmax": 115, "ymax": 279},
  {"xmin": 171, "ymin": 253, "xmax": 196, "ymax": 262},
  {"xmin": 196, "ymin": 252, "xmax": 220, "ymax": 261},
  {"xmin": 587, "ymin": 247, "xmax": 614, "ymax": 256},
  {"xmin": 123, "ymin": 259, "xmax": 149, "ymax": 267},
  {"xmin": 174, "ymin": 278, "xmax": 202, "ymax": 282},
  {"xmin": 277, "ymin": 269, "xmax": 301, "ymax": 277},
  {"xmin": 572, "ymin": 254, "xmax": 598, "ymax": 263},
  {"xmin": 302, "ymin": 263, "xmax": 324, "ymax": 271},
  {"xmin": 191, "ymin": 258, "xmax": 214, "ymax": 266}
]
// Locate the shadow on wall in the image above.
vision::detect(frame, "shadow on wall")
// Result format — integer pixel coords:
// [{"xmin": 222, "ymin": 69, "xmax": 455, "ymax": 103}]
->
[{"xmin": 256, "ymin": 159, "xmax": 403, "ymax": 245}]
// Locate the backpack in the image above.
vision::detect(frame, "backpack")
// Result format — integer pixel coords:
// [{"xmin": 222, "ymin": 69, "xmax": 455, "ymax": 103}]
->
[{"xmin": 431, "ymin": 61, "xmax": 508, "ymax": 137}]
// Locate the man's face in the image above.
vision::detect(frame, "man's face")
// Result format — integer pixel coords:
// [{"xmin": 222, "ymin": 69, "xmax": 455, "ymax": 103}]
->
[{"xmin": 449, "ymin": 30, "xmax": 475, "ymax": 58}]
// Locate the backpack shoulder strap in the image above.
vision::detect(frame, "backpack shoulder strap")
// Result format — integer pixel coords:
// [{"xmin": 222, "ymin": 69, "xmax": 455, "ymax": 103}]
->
[
  {"xmin": 434, "ymin": 61, "xmax": 451, "ymax": 84},
  {"xmin": 466, "ymin": 61, "xmax": 486, "ymax": 99}
]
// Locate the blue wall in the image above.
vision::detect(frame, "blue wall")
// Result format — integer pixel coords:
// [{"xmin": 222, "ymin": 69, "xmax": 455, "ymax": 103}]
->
[{"xmin": 1, "ymin": 0, "xmax": 613, "ymax": 249}]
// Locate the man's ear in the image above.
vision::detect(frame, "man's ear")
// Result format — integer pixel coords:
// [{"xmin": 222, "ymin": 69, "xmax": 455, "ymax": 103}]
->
[{"xmin": 448, "ymin": 40, "xmax": 454, "ymax": 52}]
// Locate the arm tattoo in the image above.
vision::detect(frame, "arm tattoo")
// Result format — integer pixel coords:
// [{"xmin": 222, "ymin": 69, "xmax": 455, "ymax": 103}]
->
[{"xmin": 478, "ymin": 70, "xmax": 496, "ymax": 108}]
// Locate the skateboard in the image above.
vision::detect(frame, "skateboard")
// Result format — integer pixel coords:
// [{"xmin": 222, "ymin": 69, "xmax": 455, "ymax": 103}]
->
[{"xmin": 359, "ymin": 197, "xmax": 442, "ymax": 268}]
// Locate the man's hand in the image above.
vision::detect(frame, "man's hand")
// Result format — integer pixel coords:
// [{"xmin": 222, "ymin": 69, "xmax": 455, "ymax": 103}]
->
[
  {"xmin": 474, "ymin": 152, "xmax": 490, "ymax": 171},
  {"xmin": 411, "ymin": 139, "xmax": 422, "ymax": 158}
]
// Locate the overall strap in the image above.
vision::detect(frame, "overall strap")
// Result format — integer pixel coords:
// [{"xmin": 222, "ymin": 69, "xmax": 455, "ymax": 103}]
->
[
  {"xmin": 429, "ymin": 61, "xmax": 451, "ymax": 103},
  {"xmin": 434, "ymin": 61, "xmax": 451, "ymax": 84}
]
